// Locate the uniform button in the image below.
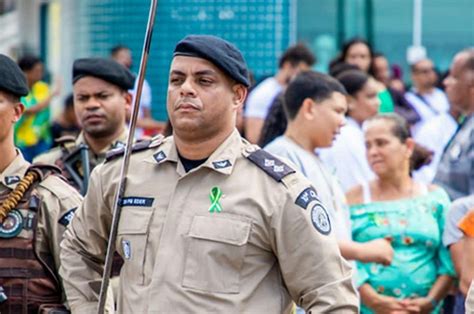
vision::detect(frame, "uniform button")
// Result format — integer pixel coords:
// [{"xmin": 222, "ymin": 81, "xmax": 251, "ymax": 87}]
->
[{"xmin": 245, "ymin": 146, "xmax": 257, "ymax": 153}]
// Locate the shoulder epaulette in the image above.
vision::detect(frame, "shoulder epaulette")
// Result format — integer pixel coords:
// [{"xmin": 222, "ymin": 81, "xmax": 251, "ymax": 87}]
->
[
  {"xmin": 244, "ymin": 147, "xmax": 295, "ymax": 182},
  {"xmin": 54, "ymin": 135, "xmax": 76, "ymax": 146},
  {"xmin": 27, "ymin": 164, "xmax": 62, "ymax": 181},
  {"xmin": 105, "ymin": 134, "xmax": 165, "ymax": 163}
]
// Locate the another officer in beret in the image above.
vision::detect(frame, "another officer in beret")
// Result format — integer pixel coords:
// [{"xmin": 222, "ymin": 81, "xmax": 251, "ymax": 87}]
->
[
  {"xmin": 0, "ymin": 54, "xmax": 82, "ymax": 313},
  {"xmin": 60, "ymin": 35, "xmax": 358, "ymax": 313},
  {"xmin": 35, "ymin": 57, "xmax": 135, "ymax": 195}
]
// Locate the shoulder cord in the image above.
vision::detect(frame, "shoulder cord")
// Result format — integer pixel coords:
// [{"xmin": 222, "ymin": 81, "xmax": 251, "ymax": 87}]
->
[{"xmin": 0, "ymin": 171, "xmax": 39, "ymax": 223}]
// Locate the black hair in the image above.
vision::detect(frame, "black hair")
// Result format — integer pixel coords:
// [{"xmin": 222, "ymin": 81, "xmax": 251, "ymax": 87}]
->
[
  {"xmin": 18, "ymin": 55, "xmax": 42, "ymax": 72},
  {"xmin": 332, "ymin": 38, "xmax": 374, "ymax": 74},
  {"xmin": 110, "ymin": 45, "xmax": 130, "ymax": 57},
  {"xmin": 284, "ymin": 71, "xmax": 347, "ymax": 120},
  {"xmin": 278, "ymin": 43, "xmax": 316, "ymax": 69},
  {"xmin": 64, "ymin": 93, "xmax": 74, "ymax": 109},
  {"xmin": 366, "ymin": 113, "xmax": 433, "ymax": 171},
  {"xmin": 329, "ymin": 61, "xmax": 359, "ymax": 78},
  {"xmin": 0, "ymin": 90, "xmax": 20, "ymax": 103},
  {"xmin": 258, "ymin": 94, "xmax": 287, "ymax": 147},
  {"xmin": 336, "ymin": 69, "xmax": 370, "ymax": 96}
]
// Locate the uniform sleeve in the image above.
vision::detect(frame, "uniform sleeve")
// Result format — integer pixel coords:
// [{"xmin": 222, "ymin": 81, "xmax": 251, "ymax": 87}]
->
[
  {"xmin": 59, "ymin": 165, "xmax": 115, "ymax": 313},
  {"xmin": 435, "ymin": 190, "xmax": 456, "ymax": 277},
  {"xmin": 269, "ymin": 178, "xmax": 358, "ymax": 313},
  {"xmin": 37, "ymin": 179, "xmax": 83, "ymax": 303}
]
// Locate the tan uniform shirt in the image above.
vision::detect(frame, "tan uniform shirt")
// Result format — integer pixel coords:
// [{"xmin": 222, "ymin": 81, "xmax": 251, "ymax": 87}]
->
[
  {"xmin": 60, "ymin": 130, "xmax": 358, "ymax": 313},
  {"xmin": 467, "ymin": 281, "xmax": 474, "ymax": 314},
  {"xmin": 1, "ymin": 151, "xmax": 83, "ymax": 301},
  {"xmin": 34, "ymin": 128, "xmax": 129, "ymax": 167}
]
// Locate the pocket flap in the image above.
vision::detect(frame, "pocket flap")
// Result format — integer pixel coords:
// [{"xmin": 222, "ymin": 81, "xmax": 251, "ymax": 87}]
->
[
  {"xmin": 118, "ymin": 207, "xmax": 153, "ymax": 234},
  {"xmin": 188, "ymin": 216, "xmax": 251, "ymax": 246}
]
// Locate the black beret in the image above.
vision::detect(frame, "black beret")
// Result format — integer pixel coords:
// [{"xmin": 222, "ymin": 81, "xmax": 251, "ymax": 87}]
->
[
  {"xmin": 72, "ymin": 58, "xmax": 135, "ymax": 90},
  {"xmin": 174, "ymin": 35, "xmax": 250, "ymax": 87},
  {"xmin": 0, "ymin": 54, "xmax": 29, "ymax": 97}
]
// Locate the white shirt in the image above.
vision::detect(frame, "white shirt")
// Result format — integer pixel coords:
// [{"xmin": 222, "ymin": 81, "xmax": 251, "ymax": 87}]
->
[
  {"xmin": 413, "ymin": 112, "xmax": 458, "ymax": 183},
  {"xmin": 244, "ymin": 77, "xmax": 283, "ymax": 119},
  {"xmin": 319, "ymin": 117, "xmax": 375, "ymax": 192},
  {"xmin": 405, "ymin": 88, "xmax": 450, "ymax": 136},
  {"xmin": 265, "ymin": 135, "xmax": 352, "ymax": 242},
  {"xmin": 130, "ymin": 78, "xmax": 152, "ymax": 139}
]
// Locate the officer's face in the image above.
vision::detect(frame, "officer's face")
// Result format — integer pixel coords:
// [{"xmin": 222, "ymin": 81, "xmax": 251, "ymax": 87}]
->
[
  {"xmin": 309, "ymin": 91, "xmax": 347, "ymax": 148},
  {"xmin": 0, "ymin": 91, "xmax": 24, "ymax": 142},
  {"xmin": 73, "ymin": 77, "xmax": 131, "ymax": 138},
  {"xmin": 167, "ymin": 56, "xmax": 247, "ymax": 141},
  {"xmin": 364, "ymin": 119, "xmax": 413, "ymax": 177}
]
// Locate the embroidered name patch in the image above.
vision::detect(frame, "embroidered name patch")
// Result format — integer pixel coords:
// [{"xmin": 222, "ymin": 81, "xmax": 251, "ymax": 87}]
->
[
  {"xmin": 311, "ymin": 203, "xmax": 331, "ymax": 235},
  {"xmin": 120, "ymin": 197, "xmax": 154, "ymax": 207},
  {"xmin": 58, "ymin": 208, "xmax": 77, "ymax": 226},
  {"xmin": 295, "ymin": 187, "xmax": 319, "ymax": 210},
  {"xmin": 5, "ymin": 176, "xmax": 20, "ymax": 185}
]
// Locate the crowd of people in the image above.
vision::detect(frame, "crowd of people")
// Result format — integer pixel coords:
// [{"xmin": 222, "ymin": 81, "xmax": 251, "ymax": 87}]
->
[
  {"xmin": 246, "ymin": 39, "xmax": 474, "ymax": 313},
  {"xmin": 0, "ymin": 33, "xmax": 472, "ymax": 313}
]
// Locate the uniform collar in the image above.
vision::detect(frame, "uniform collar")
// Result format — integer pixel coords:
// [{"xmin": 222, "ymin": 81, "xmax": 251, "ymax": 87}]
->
[
  {"xmin": 75, "ymin": 127, "xmax": 129, "ymax": 156},
  {"xmin": 0, "ymin": 150, "xmax": 30, "ymax": 190},
  {"xmin": 147, "ymin": 129, "xmax": 242, "ymax": 176}
]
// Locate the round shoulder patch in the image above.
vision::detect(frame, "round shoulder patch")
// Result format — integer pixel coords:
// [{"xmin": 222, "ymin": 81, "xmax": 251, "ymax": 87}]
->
[
  {"xmin": 0, "ymin": 209, "xmax": 23, "ymax": 238},
  {"xmin": 310, "ymin": 203, "xmax": 331, "ymax": 235}
]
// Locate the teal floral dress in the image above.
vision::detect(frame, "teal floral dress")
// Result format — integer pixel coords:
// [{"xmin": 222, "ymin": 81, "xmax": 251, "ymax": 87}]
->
[{"xmin": 350, "ymin": 187, "xmax": 455, "ymax": 313}]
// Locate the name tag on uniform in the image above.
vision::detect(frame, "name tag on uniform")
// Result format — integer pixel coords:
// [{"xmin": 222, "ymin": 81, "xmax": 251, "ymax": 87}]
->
[{"xmin": 120, "ymin": 197, "xmax": 154, "ymax": 207}]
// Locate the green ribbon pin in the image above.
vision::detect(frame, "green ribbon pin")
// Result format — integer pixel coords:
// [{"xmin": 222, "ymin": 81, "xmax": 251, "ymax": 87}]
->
[{"xmin": 208, "ymin": 186, "xmax": 223, "ymax": 213}]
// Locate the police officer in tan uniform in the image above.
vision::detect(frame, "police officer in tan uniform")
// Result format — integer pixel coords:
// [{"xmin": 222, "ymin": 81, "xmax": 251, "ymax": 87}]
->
[
  {"xmin": 34, "ymin": 58, "xmax": 134, "ymax": 195},
  {"xmin": 60, "ymin": 35, "xmax": 358, "ymax": 313},
  {"xmin": 0, "ymin": 54, "xmax": 82, "ymax": 313}
]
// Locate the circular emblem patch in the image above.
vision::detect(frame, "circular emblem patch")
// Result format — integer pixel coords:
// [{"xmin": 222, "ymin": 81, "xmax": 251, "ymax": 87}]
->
[
  {"xmin": 311, "ymin": 203, "xmax": 331, "ymax": 235},
  {"xmin": 0, "ymin": 210, "xmax": 23, "ymax": 238}
]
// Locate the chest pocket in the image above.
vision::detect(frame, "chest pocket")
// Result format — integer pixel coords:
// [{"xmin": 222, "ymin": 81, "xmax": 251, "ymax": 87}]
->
[
  {"xmin": 182, "ymin": 215, "xmax": 251, "ymax": 294},
  {"xmin": 117, "ymin": 206, "xmax": 154, "ymax": 285}
]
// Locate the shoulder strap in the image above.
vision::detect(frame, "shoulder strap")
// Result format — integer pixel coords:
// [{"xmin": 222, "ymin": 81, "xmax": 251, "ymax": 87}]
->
[
  {"xmin": 244, "ymin": 147, "xmax": 295, "ymax": 182},
  {"xmin": 0, "ymin": 165, "xmax": 60, "ymax": 223},
  {"xmin": 105, "ymin": 134, "xmax": 165, "ymax": 163}
]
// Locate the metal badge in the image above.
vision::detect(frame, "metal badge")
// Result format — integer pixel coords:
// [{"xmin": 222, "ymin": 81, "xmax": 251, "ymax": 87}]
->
[
  {"xmin": 0, "ymin": 209, "xmax": 23, "ymax": 238},
  {"xmin": 122, "ymin": 239, "xmax": 131, "ymax": 260}
]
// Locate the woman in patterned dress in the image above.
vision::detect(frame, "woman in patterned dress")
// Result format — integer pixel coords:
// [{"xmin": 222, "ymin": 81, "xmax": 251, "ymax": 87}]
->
[{"xmin": 346, "ymin": 113, "xmax": 456, "ymax": 313}]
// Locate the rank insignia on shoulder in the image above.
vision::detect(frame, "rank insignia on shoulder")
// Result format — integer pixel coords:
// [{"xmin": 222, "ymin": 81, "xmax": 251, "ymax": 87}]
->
[
  {"xmin": 245, "ymin": 149, "xmax": 295, "ymax": 182},
  {"xmin": 153, "ymin": 151, "xmax": 166, "ymax": 163},
  {"xmin": 5, "ymin": 176, "xmax": 20, "ymax": 186},
  {"xmin": 212, "ymin": 160, "xmax": 232, "ymax": 169},
  {"xmin": 58, "ymin": 208, "xmax": 77, "ymax": 226},
  {"xmin": 295, "ymin": 187, "xmax": 320, "ymax": 210},
  {"xmin": 310, "ymin": 203, "xmax": 331, "ymax": 235}
]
